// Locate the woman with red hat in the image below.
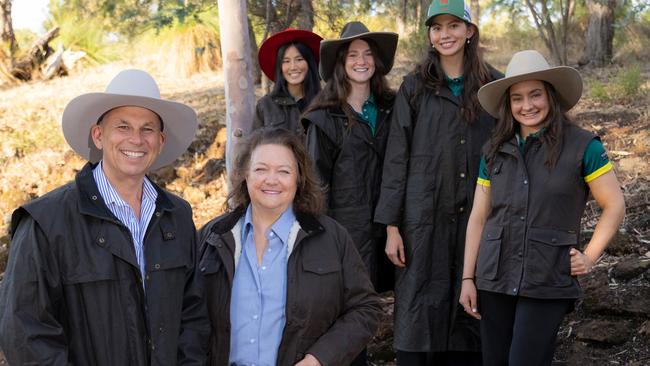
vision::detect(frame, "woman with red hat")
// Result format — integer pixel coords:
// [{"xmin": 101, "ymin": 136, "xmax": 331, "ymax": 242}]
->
[{"xmin": 255, "ymin": 29, "xmax": 322, "ymax": 135}]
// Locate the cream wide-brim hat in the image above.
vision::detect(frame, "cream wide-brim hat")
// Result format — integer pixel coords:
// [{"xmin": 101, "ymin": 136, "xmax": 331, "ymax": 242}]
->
[
  {"xmin": 62, "ymin": 69, "xmax": 197, "ymax": 171},
  {"xmin": 478, "ymin": 50, "xmax": 583, "ymax": 118}
]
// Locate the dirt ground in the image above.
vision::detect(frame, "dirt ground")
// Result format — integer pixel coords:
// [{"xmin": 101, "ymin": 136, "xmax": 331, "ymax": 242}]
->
[{"xmin": 0, "ymin": 59, "xmax": 648, "ymax": 364}]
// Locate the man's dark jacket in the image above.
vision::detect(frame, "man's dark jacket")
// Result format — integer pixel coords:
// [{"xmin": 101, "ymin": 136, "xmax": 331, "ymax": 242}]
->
[
  {"xmin": 198, "ymin": 208, "xmax": 381, "ymax": 366},
  {"xmin": 374, "ymin": 70, "xmax": 502, "ymax": 353},
  {"xmin": 0, "ymin": 162, "xmax": 210, "ymax": 365}
]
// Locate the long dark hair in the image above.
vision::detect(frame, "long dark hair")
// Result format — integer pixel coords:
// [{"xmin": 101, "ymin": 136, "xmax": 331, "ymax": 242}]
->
[
  {"xmin": 486, "ymin": 81, "xmax": 569, "ymax": 169},
  {"xmin": 272, "ymin": 42, "xmax": 321, "ymax": 107},
  {"xmin": 228, "ymin": 128, "xmax": 325, "ymax": 216},
  {"xmin": 304, "ymin": 38, "xmax": 394, "ymax": 122},
  {"xmin": 414, "ymin": 22, "xmax": 492, "ymax": 123}
]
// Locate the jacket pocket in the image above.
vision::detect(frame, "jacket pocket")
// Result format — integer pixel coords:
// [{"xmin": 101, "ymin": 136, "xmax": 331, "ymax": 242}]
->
[
  {"xmin": 525, "ymin": 227, "xmax": 576, "ymax": 287},
  {"xmin": 302, "ymin": 258, "xmax": 342, "ymax": 275},
  {"xmin": 476, "ymin": 225, "xmax": 503, "ymax": 281}
]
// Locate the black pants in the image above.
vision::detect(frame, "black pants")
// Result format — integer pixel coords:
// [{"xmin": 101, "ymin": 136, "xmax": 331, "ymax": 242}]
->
[
  {"xmin": 349, "ymin": 348, "xmax": 366, "ymax": 366},
  {"xmin": 396, "ymin": 350, "xmax": 482, "ymax": 366},
  {"xmin": 479, "ymin": 290, "xmax": 574, "ymax": 366}
]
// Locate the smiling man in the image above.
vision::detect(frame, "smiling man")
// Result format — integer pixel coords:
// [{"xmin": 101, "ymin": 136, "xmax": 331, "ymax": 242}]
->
[{"xmin": 0, "ymin": 69, "xmax": 210, "ymax": 365}]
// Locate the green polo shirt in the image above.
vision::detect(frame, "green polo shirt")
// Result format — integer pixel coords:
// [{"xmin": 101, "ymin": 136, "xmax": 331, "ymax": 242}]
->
[
  {"xmin": 477, "ymin": 132, "xmax": 612, "ymax": 187},
  {"xmin": 445, "ymin": 75, "xmax": 464, "ymax": 97},
  {"xmin": 354, "ymin": 94, "xmax": 378, "ymax": 135}
]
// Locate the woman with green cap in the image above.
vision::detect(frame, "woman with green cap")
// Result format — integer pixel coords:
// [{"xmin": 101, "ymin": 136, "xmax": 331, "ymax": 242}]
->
[{"xmin": 374, "ymin": 0, "xmax": 501, "ymax": 364}]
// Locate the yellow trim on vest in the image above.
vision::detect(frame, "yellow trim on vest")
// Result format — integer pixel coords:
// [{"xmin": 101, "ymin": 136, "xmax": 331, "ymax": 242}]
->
[
  {"xmin": 477, "ymin": 177, "xmax": 491, "ymax": 187},
  {"xmin": 584, "ymin": 161, "xmax": 613, "ymax": 183}
]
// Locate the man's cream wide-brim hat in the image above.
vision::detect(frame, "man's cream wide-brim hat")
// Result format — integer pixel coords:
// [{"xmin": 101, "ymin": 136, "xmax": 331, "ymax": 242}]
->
[{"xmin": 62, "ymin": 69, "xmax": 197, "ymax": 171}]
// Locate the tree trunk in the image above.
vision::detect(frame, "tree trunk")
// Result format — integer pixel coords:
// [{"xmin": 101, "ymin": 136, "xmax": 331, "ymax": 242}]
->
[
  {"xmin": 10, "ymin": 27, "xmax": 59, "ymax": 80},
  {"xmin": 248, "ymin": 16, "xmax": 261, "ymax": 85},
  {"xmin": 580, "ymin": 0, "xmax": 616, "ymax": 67},
  {"xmin": 0, "ymin": 0, "xmax": 17, "ymax": 57},
  {"xmin": 217, "ymin": 0, "xmax": 256, "ymax": 176},
  {"xmin": 470, "ymin": 0, "xmax": 480, "ymax": 26},
  {"xmin": 297, "ymin": 0, "xmax": 314, "ymax": 30}
]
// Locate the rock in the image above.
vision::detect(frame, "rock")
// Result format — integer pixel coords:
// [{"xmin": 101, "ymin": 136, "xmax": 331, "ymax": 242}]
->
[
  {"xmin": 176, "ymin": 166, "xmax": 192, "ymax": 180},
  {"xmin": 205, "ymin": 128, "xmax": 227, "ymax": 161},
  {"xmin": 581, "ymin": 270, "xmax": 650, "ymax": 317},
  {"xmin": 0, "ymin": 241, "xmax": 8, "ymax": 274},
  {"xmin": 612, "ymin": 255, "xmax": 650, "ymax": 281},
  {"xmin": 575, "ymin": 319, "xmax": 631, "ymax": 345},
  {"xmin": 638, "ymin": 320, "xmax": 650, "ymax": 342},
  {"xmin": 606, "ymin": 230, "xmax": 642, "ymax": 256},
  {"xmin": 150, "ymin": 165, "xmax": 177, "ymax": 185}
]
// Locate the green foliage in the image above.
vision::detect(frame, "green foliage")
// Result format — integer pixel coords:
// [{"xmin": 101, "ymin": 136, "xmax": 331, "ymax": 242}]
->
[
  {"xmin": 590, "ymin": 80, "xmax": 611, "ymax": 103},
  {"xmin": 589, "ymin": 65, "xmax": 645, "ymax": 103},
  {"xmin": 615, "ymin": 64, "xmax": 643, "ymax": 97}
]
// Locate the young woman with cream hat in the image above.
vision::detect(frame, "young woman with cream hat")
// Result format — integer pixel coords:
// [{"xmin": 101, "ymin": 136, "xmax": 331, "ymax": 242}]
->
[{"xmin": 460, "ymin": 50, "xmax": 625, "ymax": 365}]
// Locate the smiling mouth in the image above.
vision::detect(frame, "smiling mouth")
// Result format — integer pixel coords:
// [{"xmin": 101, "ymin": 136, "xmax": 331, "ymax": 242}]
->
[
  {"xmin": 121, "ymin": 150, "xmax": 145, "ymax": 158},
  {"xmin": 353, "ymin": 67, "xmax": 369, "ymax": 72},
  {"xmin": 439, "ymin": 41, "xmax": 455, "ymax": 48},
  {"xmin": 261, "ymin": 189, "xmax": 281, "ymax": 194}
]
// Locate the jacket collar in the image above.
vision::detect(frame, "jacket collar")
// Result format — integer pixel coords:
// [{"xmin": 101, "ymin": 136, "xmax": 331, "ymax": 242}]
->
[
  {"xmin": 210, "ymin": 206, "xmax": 324, "ymax": 237},
  {"xmin": 76, "ymin": 162, "xmax": 175, "ymax": 220}
]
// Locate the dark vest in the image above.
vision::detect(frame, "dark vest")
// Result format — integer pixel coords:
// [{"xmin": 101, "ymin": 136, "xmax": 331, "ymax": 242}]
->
[{"xmin": 476, "ymin": 124, "xmax": 596, "ymax": 299}]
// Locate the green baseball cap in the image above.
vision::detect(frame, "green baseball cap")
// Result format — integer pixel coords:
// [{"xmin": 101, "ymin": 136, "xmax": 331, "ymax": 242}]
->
[{"xmin": 425, "ymin": 0, "xmax": 473, "ymax": 26}]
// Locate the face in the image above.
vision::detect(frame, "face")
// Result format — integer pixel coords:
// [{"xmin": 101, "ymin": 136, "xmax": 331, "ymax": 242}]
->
[
  {"xmin": 428, "ymin": 14, "xmax": 474, "ymax": 58},
  {"xmin": 246, "ymin": 143, "xmax": 298, "ymax": 215},
  {"xmin": 509, "ymin": 80, "xmax": 550, "ymax": 133},
  {"xmin": 281, "ymin": 45, "xmax": 308, "ymax": 86},
  {"xmin": 91, "ymin": 106, "xmax": 165, "ymax": 183},
  {"xmin": 345, "ymin": 39, "xmax": 376, "ymax": 85}
]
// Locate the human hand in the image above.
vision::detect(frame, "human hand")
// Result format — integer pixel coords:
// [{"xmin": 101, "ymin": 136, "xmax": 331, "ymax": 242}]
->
[
  {"xmin": 294, "ymin": 353, "xmax": 321, "ymax": 366},
  {"xmin": 570, "ymin": 248, "xmax": 595, "ymax": 276},
  {"xmin": 385, "ymin": 226, "xmax": 406, "ymax": 267},
  {"xmin": 459, "ymin": 279, "xmax": 481, "ymax": 320}
]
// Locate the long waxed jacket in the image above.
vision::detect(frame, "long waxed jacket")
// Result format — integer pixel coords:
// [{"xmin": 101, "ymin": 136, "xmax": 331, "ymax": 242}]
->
[
  {"xmin": 302, "ymin": 96, "xmax": 394, "ymax": 290},
  {"xmin": 254, "ymin": 93, "xmax": 304, "ymax": 135},
  {"xmin": 374, "ymin": 70, "xmax": 502, "ymax": 353},
  {"xmin": 0, "ymin": 162, "xmax": 210, "ymax": 366},
  {"xmin": 198, "ymin": 208, "xmax": 381, "ymax": 366},
  {"xmin": 476, "ymin": 124, "xmax": 596, "ymax": 300}
]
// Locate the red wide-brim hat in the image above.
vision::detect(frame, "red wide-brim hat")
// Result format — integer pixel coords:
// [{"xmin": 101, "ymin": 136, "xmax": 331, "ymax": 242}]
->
[{"xmin": 258, "ymin": 28, "xmax": 323, "ymax": 82}]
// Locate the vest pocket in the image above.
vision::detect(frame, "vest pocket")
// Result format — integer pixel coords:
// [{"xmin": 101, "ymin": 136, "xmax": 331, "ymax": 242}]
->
[
  {"xmin": 476, "ymin": 225, "xmax": 503, "ymax": 280},
  {"xmin": 526, "ymin": 227, "xmax": 576, "ymax": 287}
]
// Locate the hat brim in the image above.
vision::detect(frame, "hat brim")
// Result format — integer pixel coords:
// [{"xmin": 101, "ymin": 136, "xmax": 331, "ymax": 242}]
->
[
  {"xmin": 62, "ymin": 93, "xmax": 197, "ymax": 171},
  {"xmin": 319, "ymin": 32, "xmax": 398, "ymax": 82},
  {"xmin": 258, "ymin": 29, "xmax": 322, "ymax": 82},
  {"xmin": 478, "ymin": 66, "xmax": 583, "ymax": 118}
]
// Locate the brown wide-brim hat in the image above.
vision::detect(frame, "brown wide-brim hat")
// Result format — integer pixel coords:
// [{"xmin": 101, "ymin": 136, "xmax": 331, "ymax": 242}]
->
[
  {"xmin": 62, "ymin": 69, "xmax": 197, "ymax": 171},
  {"xmin": 478, "ymin": 50, "xmax": 583, "ymax": 118},
  {"xmin": 319, "ymin": 21, "xmax": 398, "ymax": 82},
  {"xmin": 258, "ymin": 28, "xmax": 323, "ymax": 82}
]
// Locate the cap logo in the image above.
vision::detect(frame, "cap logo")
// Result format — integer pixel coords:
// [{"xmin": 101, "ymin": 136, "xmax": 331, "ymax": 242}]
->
[{"xmin": 440, "ymin": 0, "xmax": 449, "ymax": 4}]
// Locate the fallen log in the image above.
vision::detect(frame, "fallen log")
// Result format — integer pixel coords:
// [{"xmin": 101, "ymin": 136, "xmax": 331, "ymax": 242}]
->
[{"xmin": 10, "ymin": 27, "xmax": 60, "ymax": 81}]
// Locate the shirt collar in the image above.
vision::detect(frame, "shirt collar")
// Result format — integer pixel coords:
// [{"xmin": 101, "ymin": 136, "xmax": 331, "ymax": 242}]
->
[
  {"xmin": 243, "ymin": 204, "xmax": 296, "ymax": 246},
  {"xmin": 93, "ymin": 161, "xmax": 157, "ymax": 207}
]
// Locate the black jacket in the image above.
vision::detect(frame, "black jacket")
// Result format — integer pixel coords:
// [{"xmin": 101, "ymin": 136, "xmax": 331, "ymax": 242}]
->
[
  {"xmin": 198, "ymin": 209, "xmax": 381, "ymax": 366},
  {"xmin": 302, "ymin": 99, "xmax": 393, "ymax": 290},
  {"xmin": 374, "ymin": 70, "xmax": 502, "ymax": 352},
  {"xmin": 254, "ymin": 93, "xmax": 304, "ymax": 135},
  {"xmin": 476, "ymin": 124, "xmax": 596, "ymax": 299},
  {"xmin": 0, "ymin": 162, "xmax": 210, "ymax": 365}
]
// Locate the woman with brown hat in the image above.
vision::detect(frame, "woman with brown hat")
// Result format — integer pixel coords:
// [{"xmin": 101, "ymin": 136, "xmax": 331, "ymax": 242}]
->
[
  {"xmin": 302, "ymin": 21, "xmax": 398, "ymax": 365},
  {"xmin": 255, "ymin": 29, "xmax": 322, "ymax": 135},
  {"xmin": 459, "ymin": 50, "xmax": 625, "ymax": 365},
  {"xmin": 374, "ymin": 0, "xmax": 501, "ymax": 364}
]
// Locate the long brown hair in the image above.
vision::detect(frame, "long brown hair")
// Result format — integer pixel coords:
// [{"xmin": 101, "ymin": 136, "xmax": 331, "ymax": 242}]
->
[
  {"xmin": 486, "ymin": 81, "xmax": 569, "ymax": 169},
  {"xmin": 304, "ymin": 38, "xmax": 394, "ymax": 122},
  {"xmin": 227, "ymin": 128, "xmax": 325, "ymax": 216},
  {"xmin": 414, "ymin": 23, "xmax": 492, "ymax": 123}
]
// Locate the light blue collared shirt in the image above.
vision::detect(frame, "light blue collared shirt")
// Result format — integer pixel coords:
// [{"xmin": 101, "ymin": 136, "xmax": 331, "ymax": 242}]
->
[
  {"xmin": 229, "ymin": 204, "xmax": 295, "ymax": 366},
  {"xmin": 93, "ymin": 161, "xmax": 157, "ymax": 280}
]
